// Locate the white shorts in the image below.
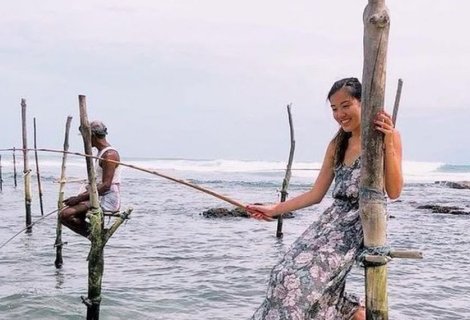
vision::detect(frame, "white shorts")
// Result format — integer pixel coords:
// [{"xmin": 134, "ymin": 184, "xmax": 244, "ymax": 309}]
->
[
  {"xmin": 78, "ymin": 183, "xmax": 121, "ymax": 213},
  {"xmin": 100, "ymin": 184, "xmax": 121, "ymax": 212}
]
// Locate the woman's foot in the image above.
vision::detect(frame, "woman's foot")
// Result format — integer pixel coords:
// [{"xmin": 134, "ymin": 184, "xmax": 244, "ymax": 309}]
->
[{"xmin": 351, "ymin": 306, "xmax": 365, "ymax": 320}]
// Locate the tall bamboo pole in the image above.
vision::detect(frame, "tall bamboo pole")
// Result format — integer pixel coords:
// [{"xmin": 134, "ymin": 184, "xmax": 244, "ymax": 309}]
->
[
  {"xmin": 55, "ymin": 116, "xmax": 73, "ymax": 269},
  {"xmin": 33, "ymin": 117, "xmax": 45, "ymax": 216},
  {"xmin": 78, "ymin": 95, "xmax": 103, "ymax": 320},
  {"xmin": 360, "ymin": 1, "xmax": 390, "ymax": 319},
  {"xmin": 276, "ymin": 104, "xmax": 295, "ymax": 238},
  {"xmin": 21, "ymin": 99, "xmax": 32, "ymax": 233},
  {"xmin": 13, "ymin": 147, "xmax": 18, "ymax": 188}
]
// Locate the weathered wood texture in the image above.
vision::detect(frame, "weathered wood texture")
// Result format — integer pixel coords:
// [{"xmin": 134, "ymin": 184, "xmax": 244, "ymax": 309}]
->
[
  {"xmin": 55, "ymin": 116, "xmax": 73, "ymax": 269},
  {"xmin": 360, "ymin": 1, "xmax": 390, "ymax": 319},
  {"xmin": 21, "ymin": 99, "xmax": 32, "ymax": 233},
  {"xmin": 276, "ymin": 104, "xmax": 295, "ymax": 238}
]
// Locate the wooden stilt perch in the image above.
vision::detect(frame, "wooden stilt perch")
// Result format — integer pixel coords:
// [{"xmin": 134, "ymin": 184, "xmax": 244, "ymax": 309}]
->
[
  {"xmin": 361, "ymin": 1, "xmax": 390, "ymax": 318},
  {"xmin": 78, "ymin": 95, "xmax": 103, "ymax": 320},
  {"xmin": 13, "ymin": 147, "xmax": 18, "ymax": 188},
  {"xmin": 33, "ymin": 117, "xmax": 45, "ymax": 216},
  {"xmin": 77, "ymin": 95, "xmax": 132, "ymax": 320},
  {"xmin": 21, "ymin": 99, "xmax": 33, "ymax": 233},
  {"xmin": 276, "ymin": 103, "xmax": 295, "ymax": 238},
  {"xmin": 361, "ymin": 7, "xmax": 420, "ymax": 316},
  {"xmin": 55, "ymin": 116, "xmax": 73, "ymax": 269}
]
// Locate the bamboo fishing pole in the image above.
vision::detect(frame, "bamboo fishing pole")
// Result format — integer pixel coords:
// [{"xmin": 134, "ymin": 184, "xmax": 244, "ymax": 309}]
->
[{"xmin": 0, "ymin": 147, "xmax": 248, "ymax": 210}]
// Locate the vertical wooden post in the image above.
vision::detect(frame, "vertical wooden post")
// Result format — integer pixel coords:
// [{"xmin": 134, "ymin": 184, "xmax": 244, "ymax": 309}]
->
[
  {"xmin": 55, "ymin": 116, "xmax": 73, "ymax": 269},
  {"xmin": 13, "ymin": 147, "xmax": 18, "ymax": 188},
  {"xmin": 276, "ymin": 104, "xmax": 295, "ymax": 238},
  {"xmin": 78, "ymin": 95, "xmax": 104, "ymax": 320},
  {"xmin": 33, "ymin": 117, "xmax": 45, "ymax": 216},
  {"xmin": 360, "ymin": 1, "xmax": 390, "ymax": 319},
  {"xmin": 0, "ymin": 154, "xmax": 3, "ymax": 192},
  {"xmin": 21, "ymin": 99, "xmax": 33, "ymax": 233},
  {"xmin": 392, "ymin": 78, "xmax": 403, "ymax": 126}
]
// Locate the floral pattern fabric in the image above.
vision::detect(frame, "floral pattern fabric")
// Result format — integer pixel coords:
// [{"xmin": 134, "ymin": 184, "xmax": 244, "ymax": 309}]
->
[{"xmin": 252, "ymin": 158, "xmax": 363, "ymax": 320}]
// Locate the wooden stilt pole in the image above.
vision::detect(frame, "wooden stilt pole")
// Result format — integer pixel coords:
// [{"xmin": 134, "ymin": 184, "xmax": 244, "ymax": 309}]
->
[
  {"xmin": 392, "ymin": 78, "xmax": 403, "ymax": 126},
  {"xmin": 0, "ymin": 155, "xmax": 3, "ymax": 192},
  {"xmin": 13, "ymin": 147, "xmax": 18, "ymax": 188},
  {"xmin": 276, "ymin": 103, "xmax": 295, "ymax": 238},
  {"xmin": 33, "ymin": 117, "xmax": 45, "ymax": 216},
  {"xmin": 360, "ymin": 1, "xmax": 390, "ymax": 319},
  {"xmin": 55, "ymin": 116, "xmax": 73, "ymax": 269},
  {"xmin": 21, "ymin": 99, "xmax": 33, "ymax": 233},
  {"xmin": 77, "ymin": 95, "xmax": 104, "ymax": 320}
]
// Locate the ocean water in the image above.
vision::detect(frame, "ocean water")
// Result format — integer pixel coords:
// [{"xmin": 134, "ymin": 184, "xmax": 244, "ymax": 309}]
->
[{"xmin": 0, "ymin": 155, "xmax": 469, "ymax": 320}]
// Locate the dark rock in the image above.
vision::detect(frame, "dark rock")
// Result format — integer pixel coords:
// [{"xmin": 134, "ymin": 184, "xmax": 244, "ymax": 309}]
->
[
  {"xmin": 416, "ymin": 204, "xmax": 470, "ymax": 215},
  {"xmin": 434, "ymin": 181, "xmax": 470, "ymax": 190},
  {"xmin": 201, "ymin": 206, "xmax": 295, "ymax": 218}
]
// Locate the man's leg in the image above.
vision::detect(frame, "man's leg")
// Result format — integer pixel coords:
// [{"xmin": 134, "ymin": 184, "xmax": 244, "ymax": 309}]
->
[{"xmin": 59, "ymin": 203, "xmax": 90, "ymax": 237}]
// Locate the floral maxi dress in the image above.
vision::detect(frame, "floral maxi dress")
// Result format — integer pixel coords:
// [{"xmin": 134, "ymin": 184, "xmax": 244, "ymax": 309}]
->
[{"xmin": 252, "ymin": 158, "xmax": 363, "ymax": 320}]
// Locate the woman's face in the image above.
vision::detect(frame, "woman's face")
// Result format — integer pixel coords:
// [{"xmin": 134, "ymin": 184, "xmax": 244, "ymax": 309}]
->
[{"xmin": 329, "ymin": 87, "xmax": 361, "ymax": 133}]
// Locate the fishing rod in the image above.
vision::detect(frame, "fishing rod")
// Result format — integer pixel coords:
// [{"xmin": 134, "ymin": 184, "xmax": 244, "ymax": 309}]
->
[
  {"xmin": 0, "ymin": 208, "xmax": 60, "ymax": 249},
  {"xmin": 0, "ymin": 147, "xmax": 248, "ymax": 210}
]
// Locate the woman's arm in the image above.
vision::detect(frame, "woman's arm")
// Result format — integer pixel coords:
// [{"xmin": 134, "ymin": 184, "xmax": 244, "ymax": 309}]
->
[
  {"xmin": 247, "ymin": 141, "xmax": 336, "ymax": 218},
  {"xmin": 375, "ymin": 111, "xmax": 403, "ymax": 199}
]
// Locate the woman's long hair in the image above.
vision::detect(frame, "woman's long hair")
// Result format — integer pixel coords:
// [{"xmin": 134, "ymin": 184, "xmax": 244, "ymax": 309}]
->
[{"xmin": 327, "ymin": 77, "xmax": 362, "ymax": 167}]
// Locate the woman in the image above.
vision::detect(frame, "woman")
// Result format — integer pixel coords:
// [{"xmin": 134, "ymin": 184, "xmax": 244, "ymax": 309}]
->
[{"xmin": 246, "ymin": 77, "xmax": 403, "ymax": 320}]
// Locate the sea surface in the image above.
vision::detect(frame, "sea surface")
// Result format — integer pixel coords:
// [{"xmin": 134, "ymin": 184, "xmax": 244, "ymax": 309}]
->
[{"xmin": 0, "ymin": 155, "xmax": 469, "ymax": 320}]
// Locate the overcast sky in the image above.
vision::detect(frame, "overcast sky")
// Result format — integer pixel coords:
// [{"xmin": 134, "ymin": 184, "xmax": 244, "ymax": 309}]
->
[{"xmin": 1, "ymin": 1, "xmax": 469, "ymax": 163}]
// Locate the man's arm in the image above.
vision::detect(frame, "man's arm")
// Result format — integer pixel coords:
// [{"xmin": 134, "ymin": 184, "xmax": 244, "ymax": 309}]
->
[{"xmin": 97, "ymin": 149, "xmax": 120, "ymax": 195}]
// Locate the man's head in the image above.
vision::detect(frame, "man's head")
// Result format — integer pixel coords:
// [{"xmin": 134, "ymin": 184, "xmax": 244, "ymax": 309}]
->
[{"xmin": 90, "ymin": 120, "xmax": 108, "ymax": 139}]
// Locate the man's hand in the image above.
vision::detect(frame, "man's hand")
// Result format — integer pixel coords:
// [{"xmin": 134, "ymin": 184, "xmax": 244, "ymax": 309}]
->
[{"xmin": 63, "ymin": 196, "xmax": 83, "ymax": 207}]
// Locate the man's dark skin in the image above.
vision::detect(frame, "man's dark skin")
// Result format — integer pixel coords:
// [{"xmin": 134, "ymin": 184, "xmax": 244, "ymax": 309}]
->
[{"xmin": 59, "ymin": 131, "xmax": 120, "ymax": 237}]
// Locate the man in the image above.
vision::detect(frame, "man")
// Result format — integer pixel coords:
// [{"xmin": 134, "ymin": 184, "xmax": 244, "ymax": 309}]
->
[{"xmin": 60, "ymin": 120, "xmax": 121, "ymax": 238}]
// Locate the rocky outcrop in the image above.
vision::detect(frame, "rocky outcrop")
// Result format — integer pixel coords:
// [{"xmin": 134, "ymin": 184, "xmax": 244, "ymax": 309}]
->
[
  {"xmin": 434, "ymin": 181, "xmax": 470, "ymax": 190},
  {"xmin": 201, "ymin": 207, "xmax": 295, "ymax": 218},
  {"xmin": 417, "ymin": 204, "xmax": 470, "ymax": 215}
]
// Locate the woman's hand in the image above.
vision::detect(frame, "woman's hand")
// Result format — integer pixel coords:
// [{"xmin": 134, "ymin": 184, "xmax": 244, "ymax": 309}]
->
[
  {"xmin": 245, "ymin": 204, "xmax": 279, "ymax": 221},
  {"xmin": 374, "ymin": 111, "xmax": 398, "ymax": 149},
  {"xmin": 374, "ymin": 110, "xmax": 403, "ymax": 199}
]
